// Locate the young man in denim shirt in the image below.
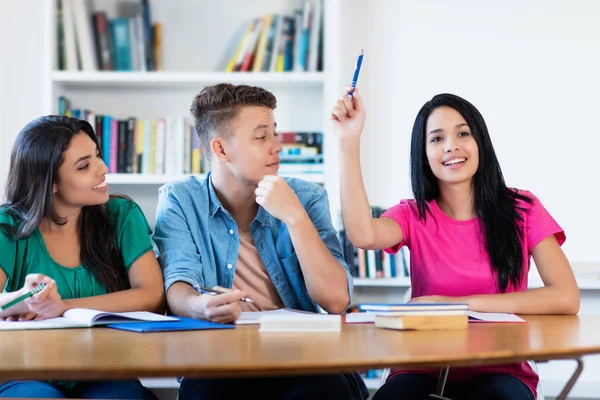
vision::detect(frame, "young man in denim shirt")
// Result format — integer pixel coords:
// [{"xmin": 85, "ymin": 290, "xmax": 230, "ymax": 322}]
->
[{"xmin": 153, "ymin": 83, "xmax": 368, "ymax": 400}]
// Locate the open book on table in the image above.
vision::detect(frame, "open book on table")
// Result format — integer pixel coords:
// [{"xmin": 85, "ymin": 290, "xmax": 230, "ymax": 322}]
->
[{"xmin": 0, "ymin": 308, "xmax": 177, "ymax": 331}]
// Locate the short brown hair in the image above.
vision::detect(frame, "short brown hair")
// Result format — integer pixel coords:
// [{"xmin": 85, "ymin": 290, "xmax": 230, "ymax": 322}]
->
[{"xmin": 190, "ymin": 83, "xmax": 277, "ymax": 161}]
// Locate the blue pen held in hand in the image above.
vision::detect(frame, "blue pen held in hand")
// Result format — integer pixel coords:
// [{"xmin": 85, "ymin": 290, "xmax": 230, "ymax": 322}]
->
[
  {"xmin": 349, "ymin": 49, "xmax": 364, "ymax": 99},
  {"xmin": 192, "ymin": 284, "xmax": 255, "ymax": 304}
]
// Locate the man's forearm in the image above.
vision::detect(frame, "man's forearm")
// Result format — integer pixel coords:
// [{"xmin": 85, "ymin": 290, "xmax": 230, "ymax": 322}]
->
[
  {"xmin": 166, "ymin": 282, "xmax": 201, "ymax": 319},
  {"xmin": 286, "ymin": 214, "xmax": 350, "ymax": 314}
]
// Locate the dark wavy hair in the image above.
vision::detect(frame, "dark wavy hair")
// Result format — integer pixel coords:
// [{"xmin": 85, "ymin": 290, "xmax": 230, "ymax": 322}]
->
[
  {"xmin": 1, "ymin": 115, "xmax": 129, "ymax": 292},
  {"xmin": 410, "ymin": 94, "xmax": 531, "ymax": 292}
]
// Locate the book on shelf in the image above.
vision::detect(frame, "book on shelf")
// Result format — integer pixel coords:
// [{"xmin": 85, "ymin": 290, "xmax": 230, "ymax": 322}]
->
[
  {"xmin": 339, "ymin": 208, "xmax": 411, "ymax": 280},
  {"xmin": 57, "ymin": 0, "xmax": 160, "ymax": 72},
  {"xmin": 58, "ymin": 99, "xmax": 324, "ymax": 177},
  {"xmin": 59, "ymin": 102, "xmax": 204, "ymax": 176},
  {"xmin": 374, "ymin": 313, "xmax": 469, "ymax": 331},
  {"xmin": 224, "ymin": 0, "xmax": 323, "ymax": 73}
]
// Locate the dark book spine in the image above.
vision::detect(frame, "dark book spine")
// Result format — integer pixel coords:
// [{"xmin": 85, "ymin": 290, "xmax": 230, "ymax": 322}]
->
[
  {"xmin": 117, "ymin": 120, "xmax": 127, "ymax": 173},
  {"xmin": 94, "ymin": 114, "xmax": 103, "ymax": 150},
  {"xmin": 125, "ymin": 117, "xmax": 136, "ymax": 173},
  {"xmin": 92, "ymin": 12, "xmax": 113, "ymax": 70}
]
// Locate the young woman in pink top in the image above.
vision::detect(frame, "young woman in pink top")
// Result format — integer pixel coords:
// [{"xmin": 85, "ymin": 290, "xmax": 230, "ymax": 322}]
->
[{"xmin": 331, "ymin": 88, "xmax": 580, "ymax": 400}]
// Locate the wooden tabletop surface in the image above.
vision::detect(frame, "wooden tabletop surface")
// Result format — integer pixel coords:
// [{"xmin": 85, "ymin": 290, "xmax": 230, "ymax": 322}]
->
[{"xmin": 0, "ymin": 315, "xmax": 598, "ymax": 381}]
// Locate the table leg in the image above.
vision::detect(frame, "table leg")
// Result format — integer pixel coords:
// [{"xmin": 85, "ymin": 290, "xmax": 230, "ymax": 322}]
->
[
  {"xmin": 555, "ymin": 358, "xmax": 584, "ymax": 400},
  {"xmin": 428, "ymin": 367, "xmax": 453, "ymax": 399},
  {"xmin": 436, "ymin": 366, "xmax": 449, "ymax": 395}
]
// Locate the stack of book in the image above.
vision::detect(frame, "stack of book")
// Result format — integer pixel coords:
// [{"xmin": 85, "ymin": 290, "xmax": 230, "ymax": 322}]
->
[
  {"xmin": 349, "ymin": 303, "xmax": 469, "ymax": 331},
  {"xmin": 57, "ymin": 0, "xmax": 161, "ymax": 72}
]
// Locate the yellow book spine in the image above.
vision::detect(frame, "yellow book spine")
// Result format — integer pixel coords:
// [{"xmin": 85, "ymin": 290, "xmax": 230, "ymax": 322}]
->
[
  {"xmin": 149, "ymin": 120, "xmax": 156, "ymax": 174},
  {"xmin": 252, "ymin": 14, "xmax": 273, "ymax": 72},
  {"xmin": 276, "ymin": 55, "xmax": 284, "ymax": 72},
  {"xmin": 226, "ymin": 21, "xmax": 254, "ymax": 72}
]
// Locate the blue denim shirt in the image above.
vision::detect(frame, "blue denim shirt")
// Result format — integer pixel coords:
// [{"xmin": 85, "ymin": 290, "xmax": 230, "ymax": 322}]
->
[{"xmin": 153, "ymin": 172, "xmax": 353, "ymax": 312}]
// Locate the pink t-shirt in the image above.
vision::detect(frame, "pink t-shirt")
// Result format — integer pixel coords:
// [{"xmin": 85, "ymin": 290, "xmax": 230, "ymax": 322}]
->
[{"xmin": 381, "ymin": 190, "xmax": 565, "ymax": 398}]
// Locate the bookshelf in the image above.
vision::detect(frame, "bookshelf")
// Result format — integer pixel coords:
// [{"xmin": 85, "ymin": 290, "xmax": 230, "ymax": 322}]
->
[
  {"xmin": 105, "ymin": 172, "xmax": 325, "ymax": 185},
  {"xmin": 353, "ymin": 278, "xmax": 411, "ymax": 288},
  {"xmin": 51, "ymin": 71, "xmax": 326, "ymax": 88},
  {"xmin": 42, "ymin": 0, "xmax": 347, "ymax": 228}
]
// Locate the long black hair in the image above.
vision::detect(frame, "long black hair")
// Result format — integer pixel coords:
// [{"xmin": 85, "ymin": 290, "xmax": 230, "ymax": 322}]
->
[
  {"xmin": 410, "ymin": 94, "xmax": 531, "ymax": 292},
  {"xmin": 1, "ymin": 115, "xmax": 129, "ymax": 292}
]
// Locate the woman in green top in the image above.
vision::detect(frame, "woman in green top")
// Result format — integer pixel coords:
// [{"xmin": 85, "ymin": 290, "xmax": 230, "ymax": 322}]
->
[{"xmin": 0, "ymin": 116, "xmax": 164, "ymax": 399}]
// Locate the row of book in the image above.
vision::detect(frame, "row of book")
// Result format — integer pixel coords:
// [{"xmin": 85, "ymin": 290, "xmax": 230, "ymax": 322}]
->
[
  {"xmin": 57, "ymin": 0, "xmax": 161, "ymax": 72},
  {"xmin": 225, "ymin": 0, "xmax": 323, "ymax": 72},
  {"xmin": 58, "ymin": 97, "xmax": 324, "ymax": 175},
  {"xmin": 339, "ymin": 207, "xmax": 411, "ymax": 279}
]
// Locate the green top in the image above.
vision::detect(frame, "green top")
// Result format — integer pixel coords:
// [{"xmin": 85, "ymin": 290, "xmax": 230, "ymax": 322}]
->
[{"xmin": 0, "ymin": 197, "xmax": 153, "ymax": 298}]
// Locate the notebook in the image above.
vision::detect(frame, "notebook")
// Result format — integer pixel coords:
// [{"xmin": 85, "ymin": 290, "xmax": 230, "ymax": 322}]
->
[
  {"xmin": 357, "ymin": 302, "xmax": 469, "ymax": 312},
  {"xmin": 259, "ymin": 313, "xmax": 342, "ymax": 332},
  {"xmin": 346, "ymin": 310, "xmax": 526, "ymax": 324},
  {"xmin": 346, "ymin": 309, "xmax": 466, "ymax": 324},
  {"xmin": 235, "ymin": 308, "xmax": 318, "ymax": 325},
  {"xmin": 106, "ymin": 316, "xmax": 235, "ymax": 332},
  {"xmin": 0, "ymin": 308, "xmax": 177, "ymax": 331}
]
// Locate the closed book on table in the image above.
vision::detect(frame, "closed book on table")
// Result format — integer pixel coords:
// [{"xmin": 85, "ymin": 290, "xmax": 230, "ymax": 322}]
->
[
  {"xmin": 374, "ymin": 313, "xmax": 468, "ymax": 331},
  {"xmin": 259, "ymin": 313, "xmax": 341, "ymax": 332}
]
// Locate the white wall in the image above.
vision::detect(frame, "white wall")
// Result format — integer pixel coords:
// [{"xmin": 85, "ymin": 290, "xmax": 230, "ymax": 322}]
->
[
  {"xmin": 351, "ymin": 1, "xmax": 600, "ymax": 397},
  {"xmin": 0, "ymin": 2, "xmax": 47, "ymax": 199},
  {"xmin": 358, "ymin": 0, "xmax": 600, "ymax": 265}
]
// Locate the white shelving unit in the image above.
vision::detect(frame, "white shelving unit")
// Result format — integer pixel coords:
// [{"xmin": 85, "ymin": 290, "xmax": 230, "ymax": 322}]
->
[
  {"xmin": 52, "ymin": 71, "xmax": 326, "ymax": 88},
  {"xmin": 353, "ymin": 277, "xmax": 411, "ymax": 288},
  {"xmin": 42, "ymin": 0, "xmax": 347, "ymax": 228},
  {"xmin": 105, "ymin": 172, "xmax": 326, "ymax": 185}
]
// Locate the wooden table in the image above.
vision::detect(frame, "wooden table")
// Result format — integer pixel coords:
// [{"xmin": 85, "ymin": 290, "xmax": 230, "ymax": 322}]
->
[{"xmin": 1, "ymin": 315, "xmax": 598, "ymax": 399}]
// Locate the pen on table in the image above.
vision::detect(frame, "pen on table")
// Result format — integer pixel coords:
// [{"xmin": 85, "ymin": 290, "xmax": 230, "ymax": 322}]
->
[
  {"xmin": 349, "ymin": 49, "xmax": 364, "ymax": 99},
  {"xmin": 192, "ymin": 284, "xmax": 256, "ymax": 304},
  {"xmin": 0, "ymin": 283, "xmax": 47, "ymax": 312}
]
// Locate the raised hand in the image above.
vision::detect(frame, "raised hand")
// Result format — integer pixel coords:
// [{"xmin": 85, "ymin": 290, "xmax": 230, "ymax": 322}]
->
[{"xmin": 331, "ymin": 86, "xmax": 366, "ymax": 141}]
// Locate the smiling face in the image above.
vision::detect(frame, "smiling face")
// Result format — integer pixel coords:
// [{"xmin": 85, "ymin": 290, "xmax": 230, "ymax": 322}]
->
[
  {"xmin": 216, "ymin": 106, "xmax": 282, "ymax": 184},
  {"xmin": 425, "ymin": 106, "xmax": 479, "ymax": 187},
  {"xmin": 52, "ymin": 132, "xmax": 110, "ymax": 209}
]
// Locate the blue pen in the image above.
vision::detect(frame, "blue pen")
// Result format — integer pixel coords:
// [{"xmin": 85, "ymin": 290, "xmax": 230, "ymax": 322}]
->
[
  {"xmin": 192, "ymin": 284, "xmax": 255, "ymax": 304},
  {"xmin": 349, "ymin": 49, "xmax": 364, "ymax": 99}
]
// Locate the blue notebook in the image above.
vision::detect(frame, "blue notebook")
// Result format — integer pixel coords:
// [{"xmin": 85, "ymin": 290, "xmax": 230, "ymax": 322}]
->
[{"xmin": 105, "ymin": 317, "xmax": 235, "ymax": 333}]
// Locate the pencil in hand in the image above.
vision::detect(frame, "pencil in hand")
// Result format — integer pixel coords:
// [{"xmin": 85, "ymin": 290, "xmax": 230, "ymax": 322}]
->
[{"xmin": 0, "ymin": 283, "xmax": 47, "ymax": 312}]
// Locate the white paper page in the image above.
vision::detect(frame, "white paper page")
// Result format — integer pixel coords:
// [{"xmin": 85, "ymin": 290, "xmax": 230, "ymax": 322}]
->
[
  {"xmin": 0, "ymin": 317, "xmax": 87, "ymax": 330},
  {"xmin": 467, "ymin": 311, "xmax": 526, "ymax": 323},
  {"xmin": 345, "ymin": 313, "xmax": 376, "ymax": 323},
  {"xmin": 63, "ymin": 308, "xmax": 177, "ymax": 326}
]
